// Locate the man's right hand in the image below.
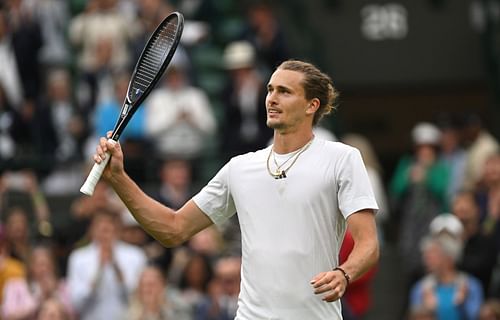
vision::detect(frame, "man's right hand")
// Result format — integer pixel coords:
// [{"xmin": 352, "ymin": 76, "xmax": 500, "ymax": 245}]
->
[{"xmin": 94, "ymin": 131, "xmax": 125, "ymax": 181}]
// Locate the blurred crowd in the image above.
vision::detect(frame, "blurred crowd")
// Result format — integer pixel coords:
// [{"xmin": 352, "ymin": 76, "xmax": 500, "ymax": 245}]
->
[{"xmin": 0, "ymin": 0, "xmax": 499, "ymax": 320}]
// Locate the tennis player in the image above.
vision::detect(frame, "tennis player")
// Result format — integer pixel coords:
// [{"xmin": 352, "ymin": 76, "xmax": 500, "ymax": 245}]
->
[{"xmin": 93, "ymin": 59, "xmax": 379, "ymax": 319}]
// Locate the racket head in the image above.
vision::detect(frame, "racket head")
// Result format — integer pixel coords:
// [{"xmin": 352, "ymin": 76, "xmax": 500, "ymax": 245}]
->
[
  {"xmin": 110, "ymin": 12, "xmax": 184, "ymax": 140},
  {"xmin": 128, "ymin": 12, "xmax": 184, "ymax": 105}
]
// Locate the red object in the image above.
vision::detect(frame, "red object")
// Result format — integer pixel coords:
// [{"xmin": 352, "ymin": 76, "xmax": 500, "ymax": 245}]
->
[{"xmin": 339, "ymin": 230, "xmax": 378, "ymax": 317}]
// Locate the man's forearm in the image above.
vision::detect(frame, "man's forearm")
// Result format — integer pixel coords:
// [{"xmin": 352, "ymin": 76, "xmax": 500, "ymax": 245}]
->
[
  {"xmin": 341, "ymin": 211, "xmax": 380, "ymax": 282},
  {"xmin": 108, "ymin": 172, "xmax": 183, "ymax": 247},
  {"xmin": 339, "ymin": 240, "xmax": 379, "ymax": 283}
]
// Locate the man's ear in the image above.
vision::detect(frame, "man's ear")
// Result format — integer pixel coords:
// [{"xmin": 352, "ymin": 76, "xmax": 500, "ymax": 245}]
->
[{"xmin": 306, "ymin": 98, "xmax": 320, "ymax": 115}]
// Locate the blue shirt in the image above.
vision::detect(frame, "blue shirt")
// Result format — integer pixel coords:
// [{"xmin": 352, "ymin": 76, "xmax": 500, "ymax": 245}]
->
[
  {"xmin": 94, "ymin": 99, "xmax": 146, "ymax": 140},
  {"xmin": 410, "ymin": 274, "xmax": 484, "ymax": 320}
]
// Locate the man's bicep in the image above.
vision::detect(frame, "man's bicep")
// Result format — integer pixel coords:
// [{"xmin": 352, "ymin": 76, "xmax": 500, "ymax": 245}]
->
[{"xmin": 346, "ymin": 209, "xmax": 377, "ymax": 242}]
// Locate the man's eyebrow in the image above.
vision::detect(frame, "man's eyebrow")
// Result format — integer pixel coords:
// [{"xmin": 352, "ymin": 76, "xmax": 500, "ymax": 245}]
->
[{"xmin": 267, "ymin": 84, "xmax": 293, "ymax": 92}]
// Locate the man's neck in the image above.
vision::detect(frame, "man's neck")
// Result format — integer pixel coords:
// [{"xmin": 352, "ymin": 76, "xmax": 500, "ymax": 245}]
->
[{"xmin": 272, "ymin": 129, "xmax": 314, "ymax": 154}]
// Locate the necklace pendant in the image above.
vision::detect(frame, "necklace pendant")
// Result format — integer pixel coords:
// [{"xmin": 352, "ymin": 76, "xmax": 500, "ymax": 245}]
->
[{"xmin": 274, "ymin": 170, "xmax": 286, "ymax": 179}]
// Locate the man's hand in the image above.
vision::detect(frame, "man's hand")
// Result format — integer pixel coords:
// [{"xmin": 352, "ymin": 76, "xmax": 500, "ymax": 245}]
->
[
  {"xmin": 94, "ymin": 131, "xmax": 125, "ymax": 181},
  {"xmin": 310, "ymin": 269, "xmax": 348, "ymax": 302}
]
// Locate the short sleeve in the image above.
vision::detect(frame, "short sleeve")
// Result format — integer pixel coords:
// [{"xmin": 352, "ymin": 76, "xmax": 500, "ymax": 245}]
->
[
  {"xmin": 193, "ymin": 163, "xmax": 236, "ymax": 225},
  {"xmin": 336, "ymin": 148, "xmax": 379, "ymax": 218}
]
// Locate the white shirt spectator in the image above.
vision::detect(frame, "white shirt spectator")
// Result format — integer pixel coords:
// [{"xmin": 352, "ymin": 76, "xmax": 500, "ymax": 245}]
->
[{"xmin": 67, "ymin": 241, "xmax": 147, "ymax": 320}]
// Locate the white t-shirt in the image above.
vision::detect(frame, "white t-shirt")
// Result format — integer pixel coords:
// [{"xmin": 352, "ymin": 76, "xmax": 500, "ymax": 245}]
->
[{"xmin": 193, "ymin": 137, "xmax": 378, "ymax": 320}]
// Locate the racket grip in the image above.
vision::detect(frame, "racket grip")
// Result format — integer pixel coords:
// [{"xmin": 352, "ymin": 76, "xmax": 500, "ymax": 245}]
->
[{"xmin": 80, "ymin": 151, "xmax": 111, "ymax": 196}]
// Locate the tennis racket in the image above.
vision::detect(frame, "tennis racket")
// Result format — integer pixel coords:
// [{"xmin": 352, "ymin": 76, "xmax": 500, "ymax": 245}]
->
[{"xmin": 80, "ymin": 12, "xmax": 184, "ymax": 196}]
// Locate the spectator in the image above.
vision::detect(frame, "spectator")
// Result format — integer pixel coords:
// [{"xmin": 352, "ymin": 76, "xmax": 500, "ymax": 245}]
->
[
  {"xmin": 4, "ymin": 0, "xmax": 44, "ymax": 100},
  {"xmin": 475, "ymin": 153, "xmax": 500, "ymax": 243},
  {"xmin": 342, "ymin": 133, "xmax": 390, "ymax": 244},
  {"xmin": 4, "ymin": 206, "xmax": 33, "ymax": 265},
  {"xmin": 0, "ymin": 225, "xmax": 26, "ymax": 304},
  {"xmin": 145, "ymin": 52, "xmax": 216, "ymax": 160},
  {"xmin": 27, "ymin": 245, "xmax": 74, "ymax": 319},
  {"xmin": 176, "ymin": 251, "xmax": 214, "ymax": 312},
  {"xmin": 220, "ymin": 40, "xmax": 272, "ymax": 161},
  {"xmin": 409, "ymin": 233, "xmax": 483, "ymax": 320},
  {"xmin": 0, "ymin": 170, "xmax": 52, "ymax": 238},
  {"xmin": 389, "ymin": 122, "xmax": 450, "ymax": 286},
  {"xmin": 36, "ymin": 68, "xmax": 88, "ymax": 195},
  {"xmin": 194, "ymin": 255, "xmax": 241, "ymax": 320},
  {"xmin": 436, "ymin": 115, "xmax": 467, "ymax": 205},
  {"xmin": 460, "ymin": 113, "xmax": 499, "ymax": 191},
  {"xmin": 242, "ymin": 1, "xmax": 290, "ymax": 75},
  {"xmin": 66, "ymin": 209, "xmax": 147, "ymax": 320},
  {"xmin": 124, "ymin": 264, "xmax": 192, "ymax": 320},
  {"xmin": 31, "ymin": 0, "xmax": 71, "ymax": 68},
  {"xmin": 450, "ymin": 191, "xmax": 497, "ymax": 295},
  {"xmin": 151, "ymin": 158, "xmax": 196, "ymax": 210},
  {"xmin": 69, "ymin": 0, "xmax": 140, "ymax": 109}
]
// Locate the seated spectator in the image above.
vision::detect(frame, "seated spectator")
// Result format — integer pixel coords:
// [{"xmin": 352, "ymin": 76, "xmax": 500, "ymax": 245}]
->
[
  {"xmin": 409, "ymin": 233, "xmax": 483, "ymax": 320},
  {"xmin": 124, "ymin": 264, "xmax": 192, "ymax": 320}
]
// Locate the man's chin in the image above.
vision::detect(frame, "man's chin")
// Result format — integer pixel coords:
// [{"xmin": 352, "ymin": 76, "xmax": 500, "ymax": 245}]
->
[{"xmin": 266, "ymin": 119, "xmax": 281, "ymax": 129}]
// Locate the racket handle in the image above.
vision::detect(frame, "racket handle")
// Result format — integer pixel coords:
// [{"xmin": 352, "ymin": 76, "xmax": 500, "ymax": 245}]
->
[{"xmin": 80, "ymin": 151, "xmax": 111, "ymax": 196}]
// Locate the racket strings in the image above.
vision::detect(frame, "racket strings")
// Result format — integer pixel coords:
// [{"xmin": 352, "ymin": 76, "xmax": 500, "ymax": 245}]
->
[{"xmin": 131, "ymin": 19, "xmax": 180, "ymax": 101}]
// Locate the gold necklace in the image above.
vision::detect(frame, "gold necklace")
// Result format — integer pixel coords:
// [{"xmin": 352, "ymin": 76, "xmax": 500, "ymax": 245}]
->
[
  {"xmin": 272, "ymin": 147, "xmax": 302, "ymax": 172},
  {"xmin": 266, "ymin": 138, "xmax": 314, "ymax": 179}
]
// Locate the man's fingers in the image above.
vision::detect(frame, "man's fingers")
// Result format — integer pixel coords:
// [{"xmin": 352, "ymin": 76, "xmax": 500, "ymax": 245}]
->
[
  {"xmin": 321, "ymin": 288, "xmax": 344, "ymax": 302},
  {"xmin": 313, "ymin": 282, "xmax": 333, "ymax": 294},
  {"xmin": 311, "ymin": 272, "xmax": 332, "ymax": 288},
  {"xmin": 99, "ymin": 137, "xmax": 108, "ymax": 153},
  {"xmin": 106, "ymin": 139, "xmax": 119, "ymax": 156}
]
